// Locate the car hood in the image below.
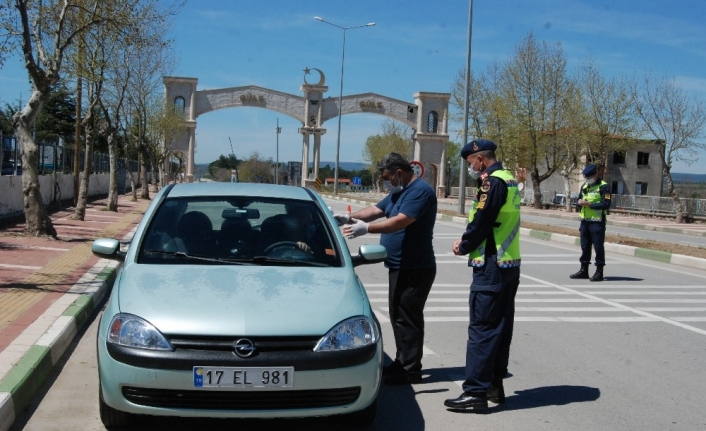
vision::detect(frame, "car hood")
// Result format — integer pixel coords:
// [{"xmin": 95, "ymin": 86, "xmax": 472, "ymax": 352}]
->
[{"xmin": 115, "ymin": 264, "xmax": 366, "ymax": 337}]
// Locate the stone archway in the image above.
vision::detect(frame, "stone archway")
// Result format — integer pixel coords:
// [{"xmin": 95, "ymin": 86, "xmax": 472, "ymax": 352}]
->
[{"xmin": 163, "ymin": 70, "xmax": 450, "ymax": 197}]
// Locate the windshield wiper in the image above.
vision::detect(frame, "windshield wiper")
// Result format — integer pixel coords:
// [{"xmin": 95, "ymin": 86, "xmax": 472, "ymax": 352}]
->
[
  {"xmin": 222, "ymin": 256, "xmax": 329, "ymax": 267},
  {"xmin": 142, "ymin": 250, "xmax": 250, "ymax": 265}
]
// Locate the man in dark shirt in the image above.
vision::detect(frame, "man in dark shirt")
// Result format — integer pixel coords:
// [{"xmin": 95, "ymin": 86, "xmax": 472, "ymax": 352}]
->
[{"xmin": 336, "ymin": 153, "xmax": 437, "ymax": 385}]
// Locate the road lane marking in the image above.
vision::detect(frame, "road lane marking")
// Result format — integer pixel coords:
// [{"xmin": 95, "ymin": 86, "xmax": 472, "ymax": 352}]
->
[
  {"xmin": 521, "ymin": 273, "xmax": 706, "ymax": 336},
  {"xmin": 0, "ymin": 263, "xmax": 42, "ymax": 270}
]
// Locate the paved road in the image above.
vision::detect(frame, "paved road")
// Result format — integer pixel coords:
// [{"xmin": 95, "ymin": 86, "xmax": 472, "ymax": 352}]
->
[{"xmin": 11, "ymin": 198, "xmax": 706, "ymax": 431}]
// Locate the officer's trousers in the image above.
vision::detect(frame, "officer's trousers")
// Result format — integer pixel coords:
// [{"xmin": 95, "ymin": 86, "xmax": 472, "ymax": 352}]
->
[
  {"xmin": 388, "ymin": 267, "xmax": 436, "ymax": 373},
  {"xmin": 462, "ymin": 260, "xmax": 520, "ymax": 395},
  {"xmin": 579, "ymin": 220, "xmax": 606, "ymax": 266}
]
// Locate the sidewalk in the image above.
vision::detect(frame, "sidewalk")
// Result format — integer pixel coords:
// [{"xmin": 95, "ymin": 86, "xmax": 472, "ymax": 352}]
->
[
  {"xmin": 1, "ymin": 190, "xmax": 706, "ymax": 431},
  {"xmin": 0, "ymin": 193, "xmax": 151, "ymax": 431}
]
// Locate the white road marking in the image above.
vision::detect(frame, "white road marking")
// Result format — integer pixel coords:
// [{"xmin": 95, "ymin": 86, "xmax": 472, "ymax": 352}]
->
[
  {"xmin": 1, "ymin": 244, "xmax": 70, "ymax": 251},
  {"xmin": 521, "ymin": 273, "xmax": 706, "ymax": 336},
  {"xmin": 0, "ymin": 263, "xmax": 42, "ymax": 270}
]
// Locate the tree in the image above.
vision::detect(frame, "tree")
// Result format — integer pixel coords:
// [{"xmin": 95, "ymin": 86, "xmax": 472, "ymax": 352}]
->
[
  {"xmin": 34, "ymin": 82, "xmax": 76, "ymax": 144},
  {"xmin": 501, "ymin": 32, "xmax": 573, "ymax": 209},
  {"xmin": 0, "ymin": 0, "xmax": 176, "ymax": 236},
  {"xmin": 633, "ymin": 74, "xmax": 706, "ymax": 223},
  {"xmin": 208, "ymin": 154, "xmax": 240, "ymax": 182},
  {"xmin": 362, "ymin": 119, "xmax": 414, "ymax": 188}
]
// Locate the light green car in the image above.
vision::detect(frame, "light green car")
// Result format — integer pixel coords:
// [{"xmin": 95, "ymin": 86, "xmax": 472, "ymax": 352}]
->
[{"xmin": 93, "ymin": 183, "xmax": 386, "ymax": 428}]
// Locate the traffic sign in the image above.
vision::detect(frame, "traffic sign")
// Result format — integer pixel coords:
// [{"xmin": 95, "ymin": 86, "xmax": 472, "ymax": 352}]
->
[
  {"xmin": 410, "ymin": 161, "xmax": 424, "ymax": 178},
  {"xmin": 352, "ymin": 177, "xmax": 362, "ymax": 185}
]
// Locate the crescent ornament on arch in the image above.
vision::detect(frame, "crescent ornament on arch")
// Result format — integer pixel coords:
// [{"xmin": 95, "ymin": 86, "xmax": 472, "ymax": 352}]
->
[{"xmin": 303, "ymin": 67, "xmax": 326, "ymax": 86}]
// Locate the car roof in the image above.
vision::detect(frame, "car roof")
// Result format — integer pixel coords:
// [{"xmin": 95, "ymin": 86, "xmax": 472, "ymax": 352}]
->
[{"xmin": 164, "ymin": 182, "xmax": 318, "ymax": 201}]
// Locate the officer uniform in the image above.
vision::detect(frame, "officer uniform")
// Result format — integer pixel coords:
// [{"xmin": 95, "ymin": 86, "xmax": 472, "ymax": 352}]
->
[
  {"xmin": 570, "ymin": 164, "xmax": 611, "ymax": 282},
  {"xmin": 445, "ymin": 139, "xmax": 521, "ymax": 410}
]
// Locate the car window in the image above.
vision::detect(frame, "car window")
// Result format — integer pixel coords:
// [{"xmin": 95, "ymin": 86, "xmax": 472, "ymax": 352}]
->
[{"xmin": 138, "ymin": 196, "xmax": 341, "ymax": 266}]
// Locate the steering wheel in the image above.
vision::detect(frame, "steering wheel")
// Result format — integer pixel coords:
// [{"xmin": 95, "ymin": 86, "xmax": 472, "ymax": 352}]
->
[{"xmin": 263, "ymin": 241, "xmax": 301, "ymax": 255}]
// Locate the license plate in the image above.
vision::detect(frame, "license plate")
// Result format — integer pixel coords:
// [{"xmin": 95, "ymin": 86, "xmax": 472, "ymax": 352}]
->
[{"xmin": 193, "ymin": 366, "xmax": 294, "ymax": 388}]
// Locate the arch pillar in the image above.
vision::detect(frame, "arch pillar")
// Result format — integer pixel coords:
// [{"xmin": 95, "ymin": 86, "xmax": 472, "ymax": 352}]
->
[
  {"xmin": 414, "ymin": 92, "xmax": 450, "ymax": 198},
  {"xmin": 298, "ymin": 76, "xmax": 328, "ymax": 189},
  {"xmin": 163, "ymin": 76, "xmax": 198, "ymax": 182}
]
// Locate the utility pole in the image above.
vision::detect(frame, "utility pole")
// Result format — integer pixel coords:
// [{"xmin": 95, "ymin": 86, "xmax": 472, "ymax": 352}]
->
[{"xmin": 275, "ymin": 119, "xmax": 281, "ymax": 184}]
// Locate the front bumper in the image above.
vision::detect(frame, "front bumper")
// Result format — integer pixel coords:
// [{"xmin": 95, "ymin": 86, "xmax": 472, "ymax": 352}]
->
[{"xmin": 98, "ymin": 338, "xmax": 383, "ymax": 419}]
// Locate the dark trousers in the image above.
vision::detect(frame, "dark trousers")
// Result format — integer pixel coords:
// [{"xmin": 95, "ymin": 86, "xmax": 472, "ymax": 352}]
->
[
  {"xmin": 579, "ymin": 220, "xmax": 606, "ymax": 266},
  {"xmin": 463, "ymin": 261, "xmax": 520, "ymax": 395},
  {"xmin": 388, "ymin": 267, "xmax": 436, "ymax": 373}
]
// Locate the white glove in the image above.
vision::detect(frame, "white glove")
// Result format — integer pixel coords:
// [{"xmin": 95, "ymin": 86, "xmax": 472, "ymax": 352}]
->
[
  {"xmin": 296, "ymin": 242, "xmax": 312, "ymax": 253},
  {"xmin": 333, "ymin": 213, "xmax": 351, "ymax": 226},
  {"xmin": 344, "ymin": 219, "xmax": 369, "ymax": 239}
]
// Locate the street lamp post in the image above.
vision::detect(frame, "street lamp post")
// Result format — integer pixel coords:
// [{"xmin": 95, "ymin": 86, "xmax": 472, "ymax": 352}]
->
[
  {"xmin": 314, "ymin": 16, "xmax": 375, "ymax": 195},
  {"xmin": 458, "ymin": 0, "xmax": 474, "ymax": 214},
  {"xmin": 275, "ymin": 118, "xmax": 281, "ymax": 184}
]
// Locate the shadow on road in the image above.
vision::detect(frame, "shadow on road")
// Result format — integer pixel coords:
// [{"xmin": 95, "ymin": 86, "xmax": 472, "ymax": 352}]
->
[{"xmin": 501, "ymin": 385, "xmax": 600, "ymax": 411}]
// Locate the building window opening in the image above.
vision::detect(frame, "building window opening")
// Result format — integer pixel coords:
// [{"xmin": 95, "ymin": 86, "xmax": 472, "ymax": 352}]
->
[
  {"xmin": 612, "ymin": 151, "xmax": 626, "ymax": 165},
  {"xmin": 635, "ymin": 182, "xmax": 648, "ymax": 195},
  {"xmin": 637, "ymin": 152, "xmax": 649, "ymax": 166},
  {"xmin": 174, "ymin": 96, "xmax": 186, "ymax": 116},
  {"xmin": 427, "ymin": 111, "xmax": 438, "ymax": 133}
]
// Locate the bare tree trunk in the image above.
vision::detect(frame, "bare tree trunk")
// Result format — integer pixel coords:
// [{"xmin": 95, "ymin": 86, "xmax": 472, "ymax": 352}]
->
[
  {"xmin": 664, "ymin": 166, "xmax": 684, "ymax": 223},
  {"xmin": 13, "ymin": 92, "xmax": 57, "ymax": 238},
  {"xmin": 532, "ymin": 171, "xmax": 543, "ymax": 209},
  {"xmin": 107, "ymin": 133, "xmax": 119, "ymax": 211},
  {"xmin": 139, "ymin": 146, "xmax": 150, "ymax": 199},
  {"xmin": 73, "ymin": 124, "xmax": 94, "ymax": 220}
]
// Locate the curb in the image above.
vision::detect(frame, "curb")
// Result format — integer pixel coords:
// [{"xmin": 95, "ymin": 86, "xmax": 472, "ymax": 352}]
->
[
  {"xmin": 323, "ymin": 194, "xmax": 706, "ymax": 272},
  {"xmin": 0, "ymin": 258, "xmax": 119, "ymax": 431}
]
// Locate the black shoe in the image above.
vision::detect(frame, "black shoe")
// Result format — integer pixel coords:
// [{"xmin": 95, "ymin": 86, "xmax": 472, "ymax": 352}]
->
[
  {"xmin": 590, "ymin": 267, "xmax": 604, "ymax": 282},
  {"xmin": 487, "ymin": 381, "xmax": 505, "ymax": 404},
  {"xmin": 570, "ymin": 265, "xmax": 589, "ymax": 279},
  {"xmin": 382, "ymin": 360, "xmax": 403, "ymax": 376},
  {"xmin": 444, "ymin": 393, "xmax": 488, "ymax": 410},
  {"xmin": 384, "ymin": 369, "xmax": 422, "ymax": 385}
]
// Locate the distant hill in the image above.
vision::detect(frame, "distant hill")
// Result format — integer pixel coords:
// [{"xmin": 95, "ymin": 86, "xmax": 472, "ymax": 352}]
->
[
  {"xmin": 671, "ymin": 173, "xmax": 706, "ymax": 184},
  {"xmin": 309, "ymin": 161, "xmax": 369, "ymax": 171}
]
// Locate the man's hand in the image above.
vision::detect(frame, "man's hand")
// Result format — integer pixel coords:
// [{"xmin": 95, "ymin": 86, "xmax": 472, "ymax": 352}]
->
[
  {"xmin": 578, "ymin": 199, "xmax": 590, "ymax": 207},
  {"xmin": 333, "ymin": 213, "xmax": 351, "ymax": 226},
  {"xmin": 343, "ymin": 219, "xmax": 369, "ymax": 238},
  {"xmin": 452, "ymin": 239, "xmax": 463, "ymax": 256}
]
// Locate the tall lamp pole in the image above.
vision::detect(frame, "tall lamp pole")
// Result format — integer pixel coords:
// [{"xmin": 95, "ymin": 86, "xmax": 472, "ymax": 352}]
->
[
  {"xmin": 314, "ymin": 16, "xmax": 375, "ymax": 195},
  {"xmin": 275, "ymin": 118, "xmax": 281, "ymax": 184},
  {"xmin": 458, "ymin": 0, "xmax": 474, "ymax": 214}
]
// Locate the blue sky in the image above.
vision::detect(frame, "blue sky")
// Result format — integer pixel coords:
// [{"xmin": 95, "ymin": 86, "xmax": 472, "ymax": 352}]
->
[{"xmin": 2, "ymin": 0, "xmax": 705, "ymax": 173}]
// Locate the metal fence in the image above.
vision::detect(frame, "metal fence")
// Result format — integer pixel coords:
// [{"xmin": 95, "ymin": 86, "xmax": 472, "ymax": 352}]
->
[
  {"xmin": 522, "ymin": 190, "xmax": 706, "ymax": 217},
  {"xmin": 2, "ymin": 136, "xmax": 140, "ymax": 176}
]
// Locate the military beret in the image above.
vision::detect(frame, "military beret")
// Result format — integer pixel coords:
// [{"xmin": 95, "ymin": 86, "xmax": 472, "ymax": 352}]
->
[
  {"xmin": 582, "ymin": 164, "xmax": 597, "ymax": 176},
  {"xmin": 461, "ymin": 139, "xmax": 497, "ymax": 159}
]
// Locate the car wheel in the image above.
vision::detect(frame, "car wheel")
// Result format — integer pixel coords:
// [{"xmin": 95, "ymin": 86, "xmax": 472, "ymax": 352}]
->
[
  {"xmin": 347, "ymin": 396, "xmax": 377, "ymax": 427},
  {"xmin": 99, "ymin": 383, "xmax": 134, "ymax": 429}
]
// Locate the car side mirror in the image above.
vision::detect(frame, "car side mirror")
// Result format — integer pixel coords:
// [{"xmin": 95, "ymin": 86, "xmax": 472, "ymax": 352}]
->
[
  {"xmin": 92, "ymin": 238, "xmax": 126, "ymax": 262},
  {"xmin": 352, "ymin": 244, "xmax": 386, "ymax": 267}
]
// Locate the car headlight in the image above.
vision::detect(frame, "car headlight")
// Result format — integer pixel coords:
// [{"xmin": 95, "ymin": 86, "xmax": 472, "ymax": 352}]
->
[
  {"xmin": 313, "ymin": 316, "xmax": 379, "ymax": 352},
  {"xmin": 107, "ymin": 313, "xmax": 172, "ymax": 350}
]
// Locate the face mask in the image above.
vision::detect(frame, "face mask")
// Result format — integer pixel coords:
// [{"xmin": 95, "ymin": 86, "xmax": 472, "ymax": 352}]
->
[
  {"xmin": 383, "ymin": 173, "xmax": 404, "ymax": 193},
  {"xmin": 468, "ymin": 166, "xmax": 481, "ymax": 180},
  {"xmin": 585, "ymin": 176, "xmax": 596, "ymax": 185}
]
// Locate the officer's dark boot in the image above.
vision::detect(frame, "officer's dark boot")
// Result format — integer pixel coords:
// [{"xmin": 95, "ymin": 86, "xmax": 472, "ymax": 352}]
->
[
  {"xmin": 570, "ymin": 264, "xmax": 589, "ymax": 279},
  {"xmin": 590, "ymin": 266, "xmax": 604, "ymax": 282}
]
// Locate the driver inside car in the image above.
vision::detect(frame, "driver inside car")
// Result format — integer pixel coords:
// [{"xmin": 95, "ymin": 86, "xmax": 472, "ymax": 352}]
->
[{"xmin": 283, "ymin": 206, "xmax": 319, "ymax": 254}]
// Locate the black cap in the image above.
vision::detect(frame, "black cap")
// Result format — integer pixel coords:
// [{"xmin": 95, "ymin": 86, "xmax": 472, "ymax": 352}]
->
[
  {"xmin": 582, "ymin": 164, "xmax": 597, "ymax": 176},
  {"xmin": 461, "ymin": 139, "xmax": 497, "ymax": 159}
]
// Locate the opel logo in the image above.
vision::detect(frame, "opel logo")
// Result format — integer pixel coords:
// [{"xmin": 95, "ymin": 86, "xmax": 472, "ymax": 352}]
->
[{"xmin": 234, "ymin": 338, "xmax": 256, "ymax": 358}]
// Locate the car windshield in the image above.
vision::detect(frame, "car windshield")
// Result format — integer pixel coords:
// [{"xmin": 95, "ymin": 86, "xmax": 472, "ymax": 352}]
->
[{"xmin": 138, "ymin": 196, "xmax": 341, "ymax": 267}]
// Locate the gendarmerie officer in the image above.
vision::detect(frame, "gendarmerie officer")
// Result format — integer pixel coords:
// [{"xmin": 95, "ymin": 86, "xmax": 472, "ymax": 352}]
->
[
  {"xmin": 570, "ymin": 164, "xmax": 612, "ymax": 282},
  {"xmin": 445, "ymin": 139, "xmax": 521, "ymax": 412}
]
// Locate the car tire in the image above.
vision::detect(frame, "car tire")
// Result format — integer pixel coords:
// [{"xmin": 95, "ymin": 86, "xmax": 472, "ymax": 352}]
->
[
  {"xmin": 347, "ymin": 396, "xmax": 377, "ymax": 427},
  {"xmin": 99, "ymin": 383, "xmax": 134, "ymax": 429}
]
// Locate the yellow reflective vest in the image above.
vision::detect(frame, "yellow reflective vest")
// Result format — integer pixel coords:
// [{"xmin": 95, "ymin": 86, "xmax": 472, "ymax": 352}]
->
[
  {"xmin": 467, "ymin": 169, "xmax": 521, "ymax": 268},
  {"xmin": 579, "ymin": 181, "xmax": 609, "ymax": 222}
]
